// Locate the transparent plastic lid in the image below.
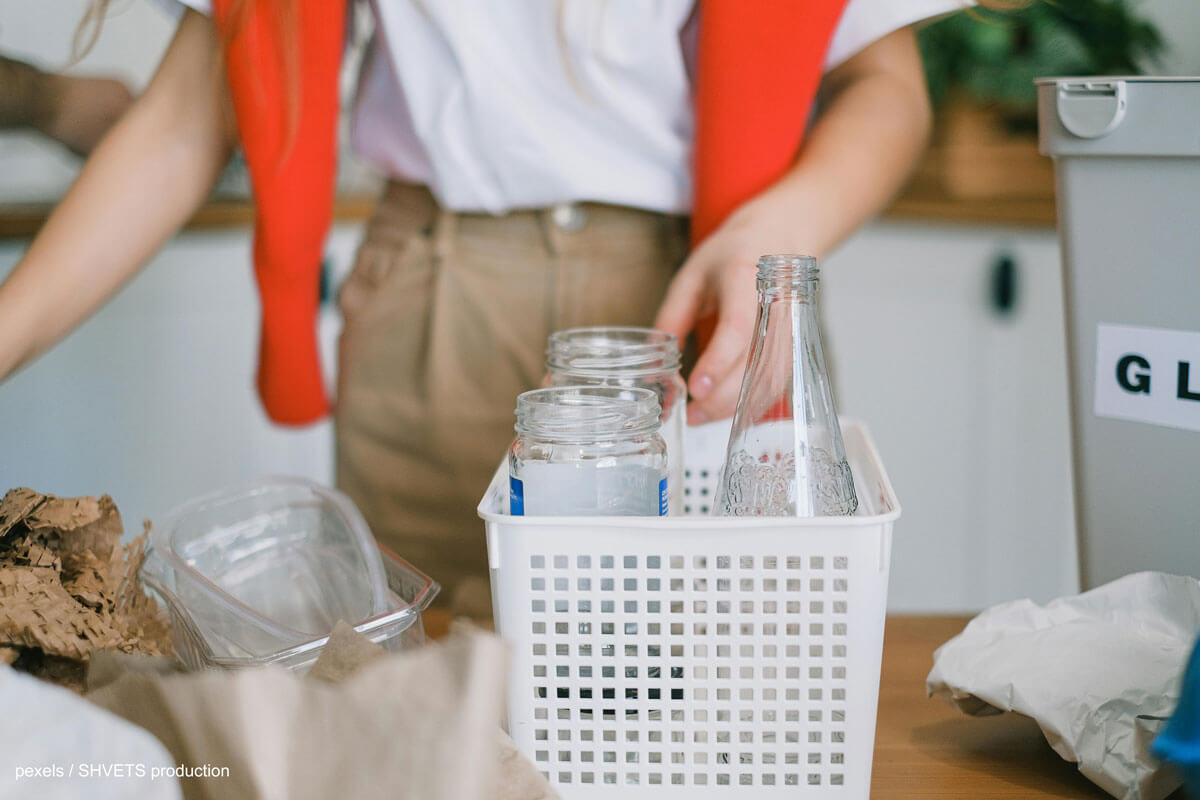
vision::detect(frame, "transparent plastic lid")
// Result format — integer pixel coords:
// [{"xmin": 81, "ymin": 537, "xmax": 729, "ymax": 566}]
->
[{"xmin": 142, "ymin": 477, "xmax": 393, "ymax": 658}]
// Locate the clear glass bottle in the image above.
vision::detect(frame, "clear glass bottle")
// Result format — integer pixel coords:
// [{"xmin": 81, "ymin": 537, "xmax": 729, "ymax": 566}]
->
[
  {"xmin": 509, "ymin": 386, "xmax": 668, "ymax": 516},
  {"xmin": 715, "ymin": 255, "xmax": 858, "ymax": 517},
  {"xmin": 544, "ymin": 327, "xmax": 686, "ymax": 515}
]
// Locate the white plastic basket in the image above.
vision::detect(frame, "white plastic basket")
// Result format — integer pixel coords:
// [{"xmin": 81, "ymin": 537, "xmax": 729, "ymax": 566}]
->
[{"xmin": 478, "ymin": 420, "xmax": 899, "ymax": 798}]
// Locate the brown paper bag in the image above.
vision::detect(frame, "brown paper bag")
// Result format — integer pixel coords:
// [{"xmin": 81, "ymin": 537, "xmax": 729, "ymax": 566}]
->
[
  {"xmin": 309, "ymin": 622, "xmax": 559, "ymax": 800},
  {"xmin": 87, "ymin": 626, "xmax": 558, "ymax": 800}
]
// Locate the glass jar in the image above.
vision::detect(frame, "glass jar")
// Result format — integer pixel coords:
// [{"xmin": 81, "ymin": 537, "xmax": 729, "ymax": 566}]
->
[
  {"xmin": 544, "ymin": 327, "xmax": 686, "ymax": 515},
  {"xmin": 715, "ymin": 255, "xmax": 858, "ymax": 517},
  {"xmin": 509, "ymin": 386, "xmax": 668, "ymax": 516}
]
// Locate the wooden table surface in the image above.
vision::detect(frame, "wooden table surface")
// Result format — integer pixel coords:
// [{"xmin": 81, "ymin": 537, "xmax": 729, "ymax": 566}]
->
[
  {"xmin": 424, "ymin": 612, "xmax": 1126, "ymax": 798},
  {"xmin": 870, "ymin": 616, "xmax": 1109, "ymax": 799}
]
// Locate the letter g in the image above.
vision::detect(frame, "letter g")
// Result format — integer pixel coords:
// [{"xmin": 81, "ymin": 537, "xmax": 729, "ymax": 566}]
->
[{"xmin": 1117, "ymin": 354, "xmax": 1151, "ymax": 394}]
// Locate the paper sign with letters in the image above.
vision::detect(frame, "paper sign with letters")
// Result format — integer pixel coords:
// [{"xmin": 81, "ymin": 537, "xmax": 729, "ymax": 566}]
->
[{"xmin": 1094, "ymin": 323, "xmax": 1200, "ymax": 433}]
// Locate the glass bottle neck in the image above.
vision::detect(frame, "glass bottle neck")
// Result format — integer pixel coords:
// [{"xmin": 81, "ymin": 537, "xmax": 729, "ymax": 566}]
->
[
  {"xmin": 756, "ymin": 254, "xmax": 819, "ymax": 302},
  {"xmin": 757, "ymin": 280, "xmax": 818, "ymax": 303}
]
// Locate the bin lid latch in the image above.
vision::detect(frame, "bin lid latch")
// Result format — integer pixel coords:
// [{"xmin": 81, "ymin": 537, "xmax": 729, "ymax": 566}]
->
[{"xmin": 1057, "ymin": 80, "xmax": 1128, "ymax": 139}]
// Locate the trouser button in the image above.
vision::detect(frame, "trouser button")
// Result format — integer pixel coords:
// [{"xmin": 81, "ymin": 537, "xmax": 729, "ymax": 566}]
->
[{"xmin": 550, "ymin": 203, "xmax": 588, "ymax": 232}]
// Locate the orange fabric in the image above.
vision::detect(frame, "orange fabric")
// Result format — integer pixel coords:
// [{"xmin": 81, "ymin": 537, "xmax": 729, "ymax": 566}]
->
[
  {"xmin": 213, "ymin": 0, "xmax": 342, "ymax": 425},
  {"xmin": 218, "ymin": 0, "xmax": 847, "ymax": 425},
  {"xmin": 691, "ymin": 0, "xmax": 850, "ymax": 244},
  {"xmin": 688, "ymin": 0, "xmax": 849, "ymax": 354}
]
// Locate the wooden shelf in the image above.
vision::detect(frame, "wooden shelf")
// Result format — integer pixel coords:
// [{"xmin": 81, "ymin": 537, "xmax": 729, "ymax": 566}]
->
[
  {"xmin": 0, "ymin": 194, "xmax": 378, "ymax": 240},
  {"xmin": 2, "ymin": 109, "xmax": 1058, "ymax": 240},
  {"xmin": 884, "ymin": 102, "xmax": 1058, "ymax": 228},
  {"xmin": 885, "ymin": 168, "xmax": 1057, "ymax": 228},
  {"xmin": 0, "ymin": 183, "xmax": 1059, "ymax": 242}
]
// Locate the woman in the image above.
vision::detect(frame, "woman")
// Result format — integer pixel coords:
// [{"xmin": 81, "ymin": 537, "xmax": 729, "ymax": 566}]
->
[{"xmin": 0, "ymin": 0, "xmax": 956, "ymax": 613}]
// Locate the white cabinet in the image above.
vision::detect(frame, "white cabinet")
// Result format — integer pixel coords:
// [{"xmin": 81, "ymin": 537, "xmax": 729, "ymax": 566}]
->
[
  {"xmin": 0, "ymin": 224, "xmax": 364, "ymax": 530},
  {"xmin": 0, "ymin": 217, "xmax": 1077, "ymax": 611},
  {"xmin": 822, "ymin": 221, "xmax": 1079, "ymax": 612}
]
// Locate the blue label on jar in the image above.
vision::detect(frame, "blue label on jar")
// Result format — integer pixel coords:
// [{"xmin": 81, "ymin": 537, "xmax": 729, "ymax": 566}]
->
[
  {"xmin": 510, "ymin": 475, "xmax": 524, "ymax": 516},
  {"xmin": 659, "ymin": 477, "xmax": 668, "ymax": 516}
]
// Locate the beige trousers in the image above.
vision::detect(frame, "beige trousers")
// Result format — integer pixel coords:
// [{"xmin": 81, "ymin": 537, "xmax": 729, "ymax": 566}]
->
[{"xmin": 336, "ymin": 183, "xmax": 688, "ymax": 612}]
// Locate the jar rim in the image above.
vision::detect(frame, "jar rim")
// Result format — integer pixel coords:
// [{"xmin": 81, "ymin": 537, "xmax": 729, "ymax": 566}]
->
[
  {"xmin": 546, "ymin": 326, "xmax": 681, "ymax": 376},
  {"xmin": 515, "ymin": 386, "xmax": 662, "ymax": 440}
]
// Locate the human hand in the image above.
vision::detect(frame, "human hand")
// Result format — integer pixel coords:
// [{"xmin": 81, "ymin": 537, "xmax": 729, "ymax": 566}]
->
[
  {"xmin": 40, "ymin": 73, "xmax": 134, "ymax": 157},
  {"xmin": 654, "ymin": 196, "xmax": 816, "ymax": 425}
]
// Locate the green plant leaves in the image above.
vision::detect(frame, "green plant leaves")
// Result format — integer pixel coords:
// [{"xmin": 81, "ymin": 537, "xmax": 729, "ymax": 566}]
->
[{"xmin": 919, "ymin": 0, "xmax": 1164, "ymax": 112}]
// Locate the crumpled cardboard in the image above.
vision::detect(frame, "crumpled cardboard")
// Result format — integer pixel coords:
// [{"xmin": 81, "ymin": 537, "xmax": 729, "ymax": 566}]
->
[
  {"xmin": 85, "ymin": 622, "xmax": 559, "ymax": 800},
  {"xmin": 0, "ymin": 488, "xmax": 173, "ymax": 690},
  {"xmin": 927, "ymin": 571, "xmax": 1200, "ymax": 800}
]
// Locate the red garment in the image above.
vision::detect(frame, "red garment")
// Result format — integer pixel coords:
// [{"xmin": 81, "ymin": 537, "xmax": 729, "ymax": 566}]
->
[
  {"xmin": 691, "ymin": 0, "xmax": 850, "ymax": 244},
  {"xmin": 213, "ymin": 0, "xmax": 343, "ymax": 425},
  {"xmin": 215, "ymin": 0, "xmax": 846, "ymax": 425}
]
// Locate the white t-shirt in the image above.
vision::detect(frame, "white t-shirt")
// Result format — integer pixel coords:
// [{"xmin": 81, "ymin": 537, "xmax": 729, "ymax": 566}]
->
[{"xmin": 170, "ymin": 0, "xmax": 964, "ymax": 214}]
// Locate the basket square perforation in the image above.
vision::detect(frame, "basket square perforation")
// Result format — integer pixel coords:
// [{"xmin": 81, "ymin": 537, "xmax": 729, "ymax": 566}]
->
[{"xmin": 526, "ymin": 550, "xmax": 857, "ymax": 791}]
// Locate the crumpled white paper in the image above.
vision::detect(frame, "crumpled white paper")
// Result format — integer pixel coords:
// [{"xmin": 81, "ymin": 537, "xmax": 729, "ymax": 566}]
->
[
  {"xmin": 927, "ymin": 571, "xmax": 1200, "ymax": 800},
  {"xmin": 0, "ymin": 665, "xmax": 181, "ymax": 800}
]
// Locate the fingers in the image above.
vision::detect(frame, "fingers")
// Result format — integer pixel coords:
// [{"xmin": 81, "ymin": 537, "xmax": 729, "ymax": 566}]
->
[
  {"xmin": 688, "ymin": 362, "xmax": 744, "ymax": 424},
  {"xmin": 652, "ymin": 260, "xmax": 705, "ymax": 342},
  {"xmin": 687, "ymin": 302, "xmax": 755, "ymax": 423},
  {"xmin": 657, "ymin": 242, "xmax": 760, "ymax": 425},
  {"xmin": 687, "ymin": 256, "xmax": 757, "ymax": 415}
]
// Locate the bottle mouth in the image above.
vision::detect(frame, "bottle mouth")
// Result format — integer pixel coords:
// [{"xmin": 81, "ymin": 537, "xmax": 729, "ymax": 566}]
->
[
  {"xmin": 757, "ymin": 254, "xmax": 819, "ymax": 285},
  {"xmin": 516, "ymin": 386, "xmax": 662, "ymax": 440},
  {"xmin": 546, "ymin": 327, "xmax": 681, "ymax": 377}
]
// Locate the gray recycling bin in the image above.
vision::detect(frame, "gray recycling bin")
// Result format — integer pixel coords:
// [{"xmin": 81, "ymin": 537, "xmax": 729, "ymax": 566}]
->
[{"xmin": 1038, "ymin": 77, "xmax": 1200, "ymax": 588}]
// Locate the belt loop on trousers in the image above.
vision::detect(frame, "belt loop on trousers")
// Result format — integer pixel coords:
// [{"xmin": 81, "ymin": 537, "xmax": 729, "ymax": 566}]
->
[
  {"xmin": 536, "ymin": 208, "xmax": 565, "ymax": 257},
  {"xmin": 432, "ymin": 208, "xmax": 457, "ymax": 260}
]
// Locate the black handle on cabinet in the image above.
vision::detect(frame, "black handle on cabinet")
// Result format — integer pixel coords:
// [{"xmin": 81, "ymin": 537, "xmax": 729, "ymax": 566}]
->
[
  {"xmin": 989, "ymin": 252, "xmax": 1019, "ymax": 316},
  {"xmin": 319, "ymin": 256, "xmax": 333, "ymax": 307}
]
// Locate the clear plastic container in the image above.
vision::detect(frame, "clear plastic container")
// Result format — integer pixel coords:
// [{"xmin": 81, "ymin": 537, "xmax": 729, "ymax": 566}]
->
[
  {"xmin": 545, "ymin": 327, "xmax": 686, "ymax": 514},
  {"xmin": 145, "ymin": 544, "xmax": 438, "ymax": 672},
  {"xmin": 141, "ymin": 477, "xmax": 413, "ymax": 666}
]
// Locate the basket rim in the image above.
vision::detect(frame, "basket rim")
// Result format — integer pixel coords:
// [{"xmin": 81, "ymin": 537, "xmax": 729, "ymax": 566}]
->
[{"xmin": 478, "ymin": 418, "xmax": 901, "ymax": 527}]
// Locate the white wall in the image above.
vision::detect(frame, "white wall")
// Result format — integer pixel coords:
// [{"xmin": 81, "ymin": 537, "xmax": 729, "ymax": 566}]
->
[
  {"xmin": 0, "ymin": 225, "xmax": 363, "ymax": 533},
  {"xmin": 0, "ymin": 0, "xmax": 173, "ymax": 86},
  {"xmin": 823, "ymin": 223, "xmax": 1079, "ymax": 612},
  {"xmin": 1141, "ymin": 0, "xmax": 1200, "ymax": 75}
]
